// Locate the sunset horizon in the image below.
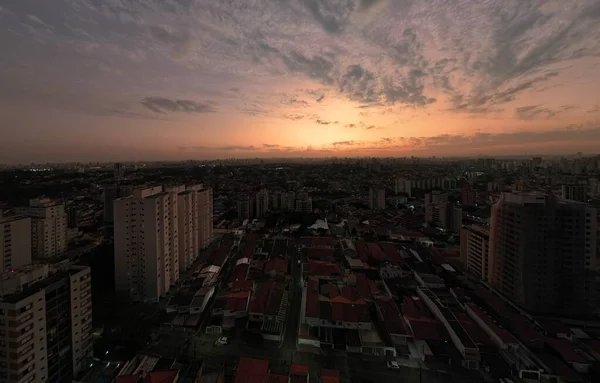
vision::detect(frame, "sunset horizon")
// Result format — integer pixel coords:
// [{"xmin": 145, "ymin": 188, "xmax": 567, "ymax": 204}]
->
[{"xmin": 1, "ymin": 0, "xmax": 600, "ymax": 163}]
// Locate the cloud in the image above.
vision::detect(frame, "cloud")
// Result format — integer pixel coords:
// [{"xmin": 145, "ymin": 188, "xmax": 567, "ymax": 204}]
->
[
  {"xmin": 141, "ymin": 97, "xmax": 217, "ymax": 114},
  {"xmin": 25, "ymin": 15, "xmax": 53, "ymax": 30},
  {"xmin": 515, "ymin": 104, "xmax": 575, "ymax": 120},
  {"xmin": 587, "ymin": 105, "xmax": 600, "ymax": 114},
  {"xmin": 344, "ymin": 123, "xmax": 356, "ymax": 128},
  {"xmin": 332, "ymin": 140, "xmax": 358, "ymax": 146},
  {"xmin": 149, "ymin": 25, "xmax": 192, "ymax": 59},
  {"xmin": 190, "ymin": 145, "xmax": 257, "ymax": 151},
  {"xmin": 282, "ymin": 114, "xmax": 306, "ymax": 120},
  {"xmin": 316, "ymin": 119, "xmax": 331, "ymax": 125},
  {"xmin": 316, "ymin": 94, "xmax": 325, "ymax": 102},
  {"xmin": 263, "ymin": 143, "xmax": 279, "ymax": 148}
]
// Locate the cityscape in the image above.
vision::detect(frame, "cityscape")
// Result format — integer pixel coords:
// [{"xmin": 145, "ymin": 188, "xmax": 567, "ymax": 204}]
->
[
  {"xmin": 1, "ymin": 157, "xmax": 600, "ymax": 383},
  {"xmin": 2, "ymin": 1, "xmax": 600, "ymax": 383}
]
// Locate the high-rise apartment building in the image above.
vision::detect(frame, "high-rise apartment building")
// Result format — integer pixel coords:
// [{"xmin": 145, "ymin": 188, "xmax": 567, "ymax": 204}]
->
[
  {"xmin": 285, "ymin": 191, "xmax": 296, "ymax": 211},
  {"xmin": 255, "ymin": 189, "xmax": 269, "ymax": 218},
  {"xmin": 369, "ymin": 187, "xmax": 385, "ymax": 210},
  {"xmin": 295, "ymin": 191, "xmax": 312, "ymax": 214},
  {"xmin": 114, "ymin": 185, "xmax": 212, "ymax": 301},
  {"xmin": 103, "ymin": 185, "xmax": 133, "ymax": 223},
  {"xmin": 197, "ymin": 186, "xmax": 213, "ymax": 249},
  {"xmin": 561, "ymin": 184, "xmax": 588, "ymax": 202},
  {"xmin": 114, "ymin": 162, "xmax": 124, "ymax": 179},
  {"xmin": 489, "ymin": 192, "xmax": 597, "ymax": 315},
  {"xmin": 114, "ymin": 186, "xmax": 179, "ymax": 301},
  {"xmin": 0, "ymin": 216, "xmax": 32, "ymax": 274},
  {"xmin": 238, "ymin": 195, "xmax": 251, "ymax": 220},
  {"xmin": 0, "ymin": 264, "xmax": 92, "ymax": 382},
  {"xmin": 460, "ymin": 187, "xmax": 477, "ymax": 206},
  {"xmin": 460, "ymin": 225, "xmax": 490, "ymax": 280},
  {"xmin": 15, "ymin": 199, "xmax": 67, "ymax": 259}
]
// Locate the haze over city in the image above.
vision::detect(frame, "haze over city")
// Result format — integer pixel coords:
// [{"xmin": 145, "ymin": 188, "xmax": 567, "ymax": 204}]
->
[{"xmin": 1, "ymin": 0, "xmax": 600, "ymax": 163}]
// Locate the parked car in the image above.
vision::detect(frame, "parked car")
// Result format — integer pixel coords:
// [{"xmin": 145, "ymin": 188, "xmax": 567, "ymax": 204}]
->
[
  {"xmin": 386, "ymin": 361, "xmax": 400, "ymax": 370},
  {"xmin": 214, "ymin": 336, "xmax": 229, "ymax": 346}
]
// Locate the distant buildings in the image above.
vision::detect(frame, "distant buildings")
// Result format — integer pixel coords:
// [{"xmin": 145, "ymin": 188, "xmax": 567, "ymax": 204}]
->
[
  {"xmin": 15, "ymin": 198, "xmax": 67, "ymax": 259},
  {"xmin": 255, "ymin": 188, "xmax": 269, "ymax": 218},
  {"xmin": 114, "ymin": 184, "xmax": 213, "ymax": 301},
  {"xmin": 295, "ymin": 191, "xmax": 312, "ymax": 213},
  {"xmin": 425, "ymin": 191, "xmax": 462, "ymax": 232},
  {"xmin": 395, "ymin": 177, "xmax": 456, "ymax": 197},
  {"xmin": 369, "ymin": 187, "xmax": 385, "ymax": 210},
  {"xmin": 561, "ymin": 183, "xmax": 588, "ymax": 202},
  {"xmin": 460, "ymin": 225, "xmax": 490, "ymax": 280},
  {"xmin": 238, "ymin": 194, "xmax": 251, "ymax": 220},
  {"xmin": 489, "ymin": 192, "xmax": 597, "ymax": 315},
  {"xmin": 0, "ymin": 215, "xmax": 32, "ymax": 273},
  {"xmin": 0, "ymin": 264, "xmax": 93, "ymax": 382}
]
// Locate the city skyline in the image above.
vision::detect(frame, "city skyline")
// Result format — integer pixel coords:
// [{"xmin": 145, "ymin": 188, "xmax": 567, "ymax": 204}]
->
[{"xmin": 1, "ymin": 0, "xmax": 600, "ymax": 163}]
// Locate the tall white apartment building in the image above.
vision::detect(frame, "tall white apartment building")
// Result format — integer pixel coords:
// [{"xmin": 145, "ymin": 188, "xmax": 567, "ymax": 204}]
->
[
  {"xmin": 114, "ymin": 185, "xmax": 213, "ymax": 301},
  {"xmin": 177, "ymin": 189, "xmax": 199, "ymax": 272},
  {"xmin": 114, "ymin": 186, "xmax": 179, "ymax": 301},
  {"xmin": 15, "ymin": 198, "xmax": 67, "ymax": 259},
  {"xmin": 197, "ymin": 186, "xmax": 213, "ymax": 249},
  {"xmin": 0, "ymin": 216, "xmax": 32, "ymax": 274},
  {"xmin": 0, "ymin": 264, "xmax": 92, "ymax": 383}
]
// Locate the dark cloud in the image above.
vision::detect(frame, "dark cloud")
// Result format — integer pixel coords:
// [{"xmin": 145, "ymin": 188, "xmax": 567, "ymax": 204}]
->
[
  {"xmin": 332, "ymin": 140, "xmax": 357, "ymax": 146},
  {"xmin": 190, "ymin": 145, "xmax": 257, "ymax": 151},
  {"xmin": 365, "ymin": 125, "xmax": 376, "ymax": 130},
  {"xmin": 316, "ymin": 119, "xmax": 331, "ymax": 125},
  {"xmin": 345, "ymin": 123, "xmax": 356, "ymax": 128},
  {"xmin": 282, "ymin": 114, "xmax": 306, "ymax": 120},
  {"xmin": 389, "ymin": 126, "xmax": 600, "ymax": 151},
  {"xmin": 515, "ymin": 104, "xmax": 575, "ymax": 120},
  {"xmin": 263, "ymin": 143, "xmax": 279, "ymax": 148},
  {"xmin": 316, "ymin": 94, "xmax": 325, "ymax": 102},
  {"xmin": 301, "ymin": 0, "xmax": 356, "ymax": 34},
  {"xmin": 149, "ymin": 25, "xmax": 192, "ymax": 58},
  {"xmin": 141, "ymin": 97, "xmax": 217, "ymax": 114}
]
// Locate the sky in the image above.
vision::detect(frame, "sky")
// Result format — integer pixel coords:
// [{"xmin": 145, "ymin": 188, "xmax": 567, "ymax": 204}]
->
[{"xmin": 1, "ymin": 0, "xmax": 600, "ymax": 163}]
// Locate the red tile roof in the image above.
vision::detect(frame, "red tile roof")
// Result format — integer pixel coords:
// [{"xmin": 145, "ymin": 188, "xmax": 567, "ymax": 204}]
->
[
  {"xmin": 231, "ymin": 279, "xmax": 254, "ymax": 292},
  {"xmin": 242, "ymin": 240, "xmax": 258, "ymax": 258},
  {"xmin": 302, "ymin": 237, "xmax": 337, "ymax": 248},
  {"xmin": 229, "ymin": 263, "xmax": 249, "ymax": 284},
  {"xmin": 377, "ymin": 297, "xmax": 408, "ymax": 336},
  {"xmin": 264, "ymin": 257, "xmax": 288, "ymax": 275},
  {"xmin": 144, "ymin": 370, "xmax": 178, "ymax": 383},
  {"xmin": 355, "ymin": 273, "xmax": 372, "ymax": 300},
  {"xmin": 235, "ymin": 358, "xmax": 270, "ymax": 383},
  {"xmin": 306, "ymin": 248, "xmax": 336, "ymax": 259},
  {"xmin": 308, "ymin": 260, "xmax": 341, "ymax": 277},
  {"xmin": 322, "ymin": 368, "xmax": 340, "ymax": 383},
  {"xmin": 355, "ymin": 242, "xmax": 370, "ymax": 261},
  {"xmin": 367, "ymin": 243, "xmax": 387, "ymax": 260},
  {"xmin": 116, "ymin": 375, "xmax": 141, "ymax": 383},
  {"xmin": 290, "ymin": 364, "xmax": 309, "ymax": 376},
  {"xmin": 266, "ymin": 374, "xmax": 288, "ymax": 383},
  {"xmin": 402, "ymin": 296, "xmax": 448, "ymax": 341},
  {"xmin": 466, "ymin": 304, "xmax": 518, "ymax": 345},
  {"xmin": 379, "ymin": 243, "xmax": 403, "ymax": 264},
  {"xmin": 546, "ymin": 338, "xmax": 590, "ymax": 364},
  {"xmin": 454, "ymin": 311, "xmax": 494, "ymax": 347},
  {"xmin": 226, "ymin": 291, "xmax": 249, "ymax": 312}
]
